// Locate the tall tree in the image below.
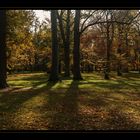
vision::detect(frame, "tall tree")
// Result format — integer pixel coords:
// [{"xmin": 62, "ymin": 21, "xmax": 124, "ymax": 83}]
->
[
  {"xmin": 49, "ymin": 10, "xmax": 59, "ymax": 81},
  {"xmin": 73, "ymin": 10, "xmax": 82, "ymax": 80},
  {"xmin": 0, "ymin": 10, "xmax": 8, "ymax": 88},
  {"xmin": 102, "ymin": 11, "xmax": 111, "ymax": 80},
  {"xmin": 57, "ymin": 10, "xmax": 71, "ymax": 77},
  {"xmin": 104, "ymin": 11, "xmax": 114, "ymax": 80},
  {"xmin": 104, "ymin": 18, "xmax": 111, "ymax": 80},
  {"xmin": 64, "ymin": 10, "xmax": 71, "ymax": 77}
]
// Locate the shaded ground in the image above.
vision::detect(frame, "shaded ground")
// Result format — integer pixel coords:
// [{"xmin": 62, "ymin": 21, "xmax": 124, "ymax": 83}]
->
[{"xmin": 0, "ymin": 72, "xmax": 140, "ymax": 130}]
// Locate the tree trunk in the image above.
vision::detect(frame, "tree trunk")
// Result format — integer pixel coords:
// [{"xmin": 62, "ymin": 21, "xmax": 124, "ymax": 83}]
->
[
  {"xmin": 117, "ymin": 25, "xmax": 123, "ymax": 76},
  {"xmin": 125, "ymin": 31, "xmax": 129, "ymax": 73},
  {"xmin": 58, "ymin": 58, "xmax": 61, "ymax": 74},
  {"xmin": 0, "ymin": 10, "xmax": 8, "ymax": 88},
  {"xmin": 104, "ymin": 21, "xmax": 110, "ymax": 80},
  {"xmin": 57, "ymin": 10, "xmax": 71, "ymax": 77},
  {"xmin": 117, "ymin": 59, "xmax": 122, "ymax": 76},
  {"xmin": 49, "ymin": 10, "xmax": 59, "ymax": 82},
  {"xmin": 64, "ymin": 10, "xmax": 70, "ymax": 77},
  {"xmin": 73, "ymin": 10, "xmax": 82, "ymax": 80}
]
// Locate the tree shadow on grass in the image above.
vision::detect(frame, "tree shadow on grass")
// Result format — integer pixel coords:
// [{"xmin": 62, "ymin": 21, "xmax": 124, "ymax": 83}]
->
[
  {"xmin": 8, "ymin": 73, "xmax": 48, "ymax": 88},
  {"xmin": 0, "ymin": 80, "xmax": 57, "ymax": 130},
  {"xmin": 75, "ymin": 91, "xmax": 140, "ymax": 130},
  {"xmin": 0, "ymin": 80, "xmax": 58, "ymax": 112},
  {"xmin": 47, "ymin": 80, "xmax": 86, "ymax": 130},
  {"xmin": 1, "ymin": 72, "xmax": 140, "ymax": 130},
  {"xmin": 0, "ymin": 88, "xmax": 44, "ymax": 129},
  {"xmin": 75, "ymin": 79, "xmax": 140, "ymax": 92},
  {"xmin": 0, "ymin": 78, "xmax": 56, "ymax": 102}
]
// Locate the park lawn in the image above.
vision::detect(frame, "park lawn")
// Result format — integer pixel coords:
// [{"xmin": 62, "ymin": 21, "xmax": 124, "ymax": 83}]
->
[{"xmin": 0, "ymin": 72, "xmax": 140, "ymax": 130}]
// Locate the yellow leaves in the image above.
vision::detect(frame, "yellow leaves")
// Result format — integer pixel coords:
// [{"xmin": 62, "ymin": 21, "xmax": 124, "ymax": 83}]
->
[{"xmin": 7, "ymin": 43, "xmax": 37, "ymax": 70}]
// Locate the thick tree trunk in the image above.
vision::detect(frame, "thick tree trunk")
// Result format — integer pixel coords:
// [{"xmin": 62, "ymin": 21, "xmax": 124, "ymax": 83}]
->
[
  {"xmin": 104, "ymin": 12, "xmax": 114, "ymax": 80},
  {"xmin": 104, "ymin": 21, "xmax": 110, "ymax": 80},
  {"xmin": 57, "ymin": 10, "xmax": 71, "ymax": 77},
  {"xmin": 49, "ymin": 10, "xmax": 59, "ymax": 82},
  {"xmin": 0, "ymin": 10, "xmax": 8, "ymax": 88},
  {"xmin": 73, "ymin": 10, "xmax": 82, "ymax": 80},
  {"xmin": 64, "ymin": 10, "xmax": 70, "ymax": 77}
]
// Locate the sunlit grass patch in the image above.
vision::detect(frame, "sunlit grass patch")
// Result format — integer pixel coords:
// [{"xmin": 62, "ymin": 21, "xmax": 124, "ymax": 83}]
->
[{"xmin": 6, "ymin": 72, "xmax": 140, "ymax": 92}]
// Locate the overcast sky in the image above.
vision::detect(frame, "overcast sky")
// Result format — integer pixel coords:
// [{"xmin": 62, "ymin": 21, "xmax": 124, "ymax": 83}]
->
[{"xmin": 34, "ymin": 10, "xmax": 50, "ymax": 23}]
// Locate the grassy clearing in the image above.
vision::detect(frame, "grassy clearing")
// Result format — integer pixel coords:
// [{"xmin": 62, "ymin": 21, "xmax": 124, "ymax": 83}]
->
[{"xmin": 0, "ymin": 72, "xmax": 140, "ymax": 130}]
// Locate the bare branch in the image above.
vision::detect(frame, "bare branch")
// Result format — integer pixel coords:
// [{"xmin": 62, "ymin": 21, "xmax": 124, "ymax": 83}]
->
[{"xmin": 80, "ymin": 10, "xmax": 97, "ymax": 33}]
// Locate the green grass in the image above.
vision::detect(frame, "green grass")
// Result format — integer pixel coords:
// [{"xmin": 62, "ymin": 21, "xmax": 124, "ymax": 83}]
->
[{"xmin": 0, "ymin": 72, "xmax": 140, "ymax": 130}]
